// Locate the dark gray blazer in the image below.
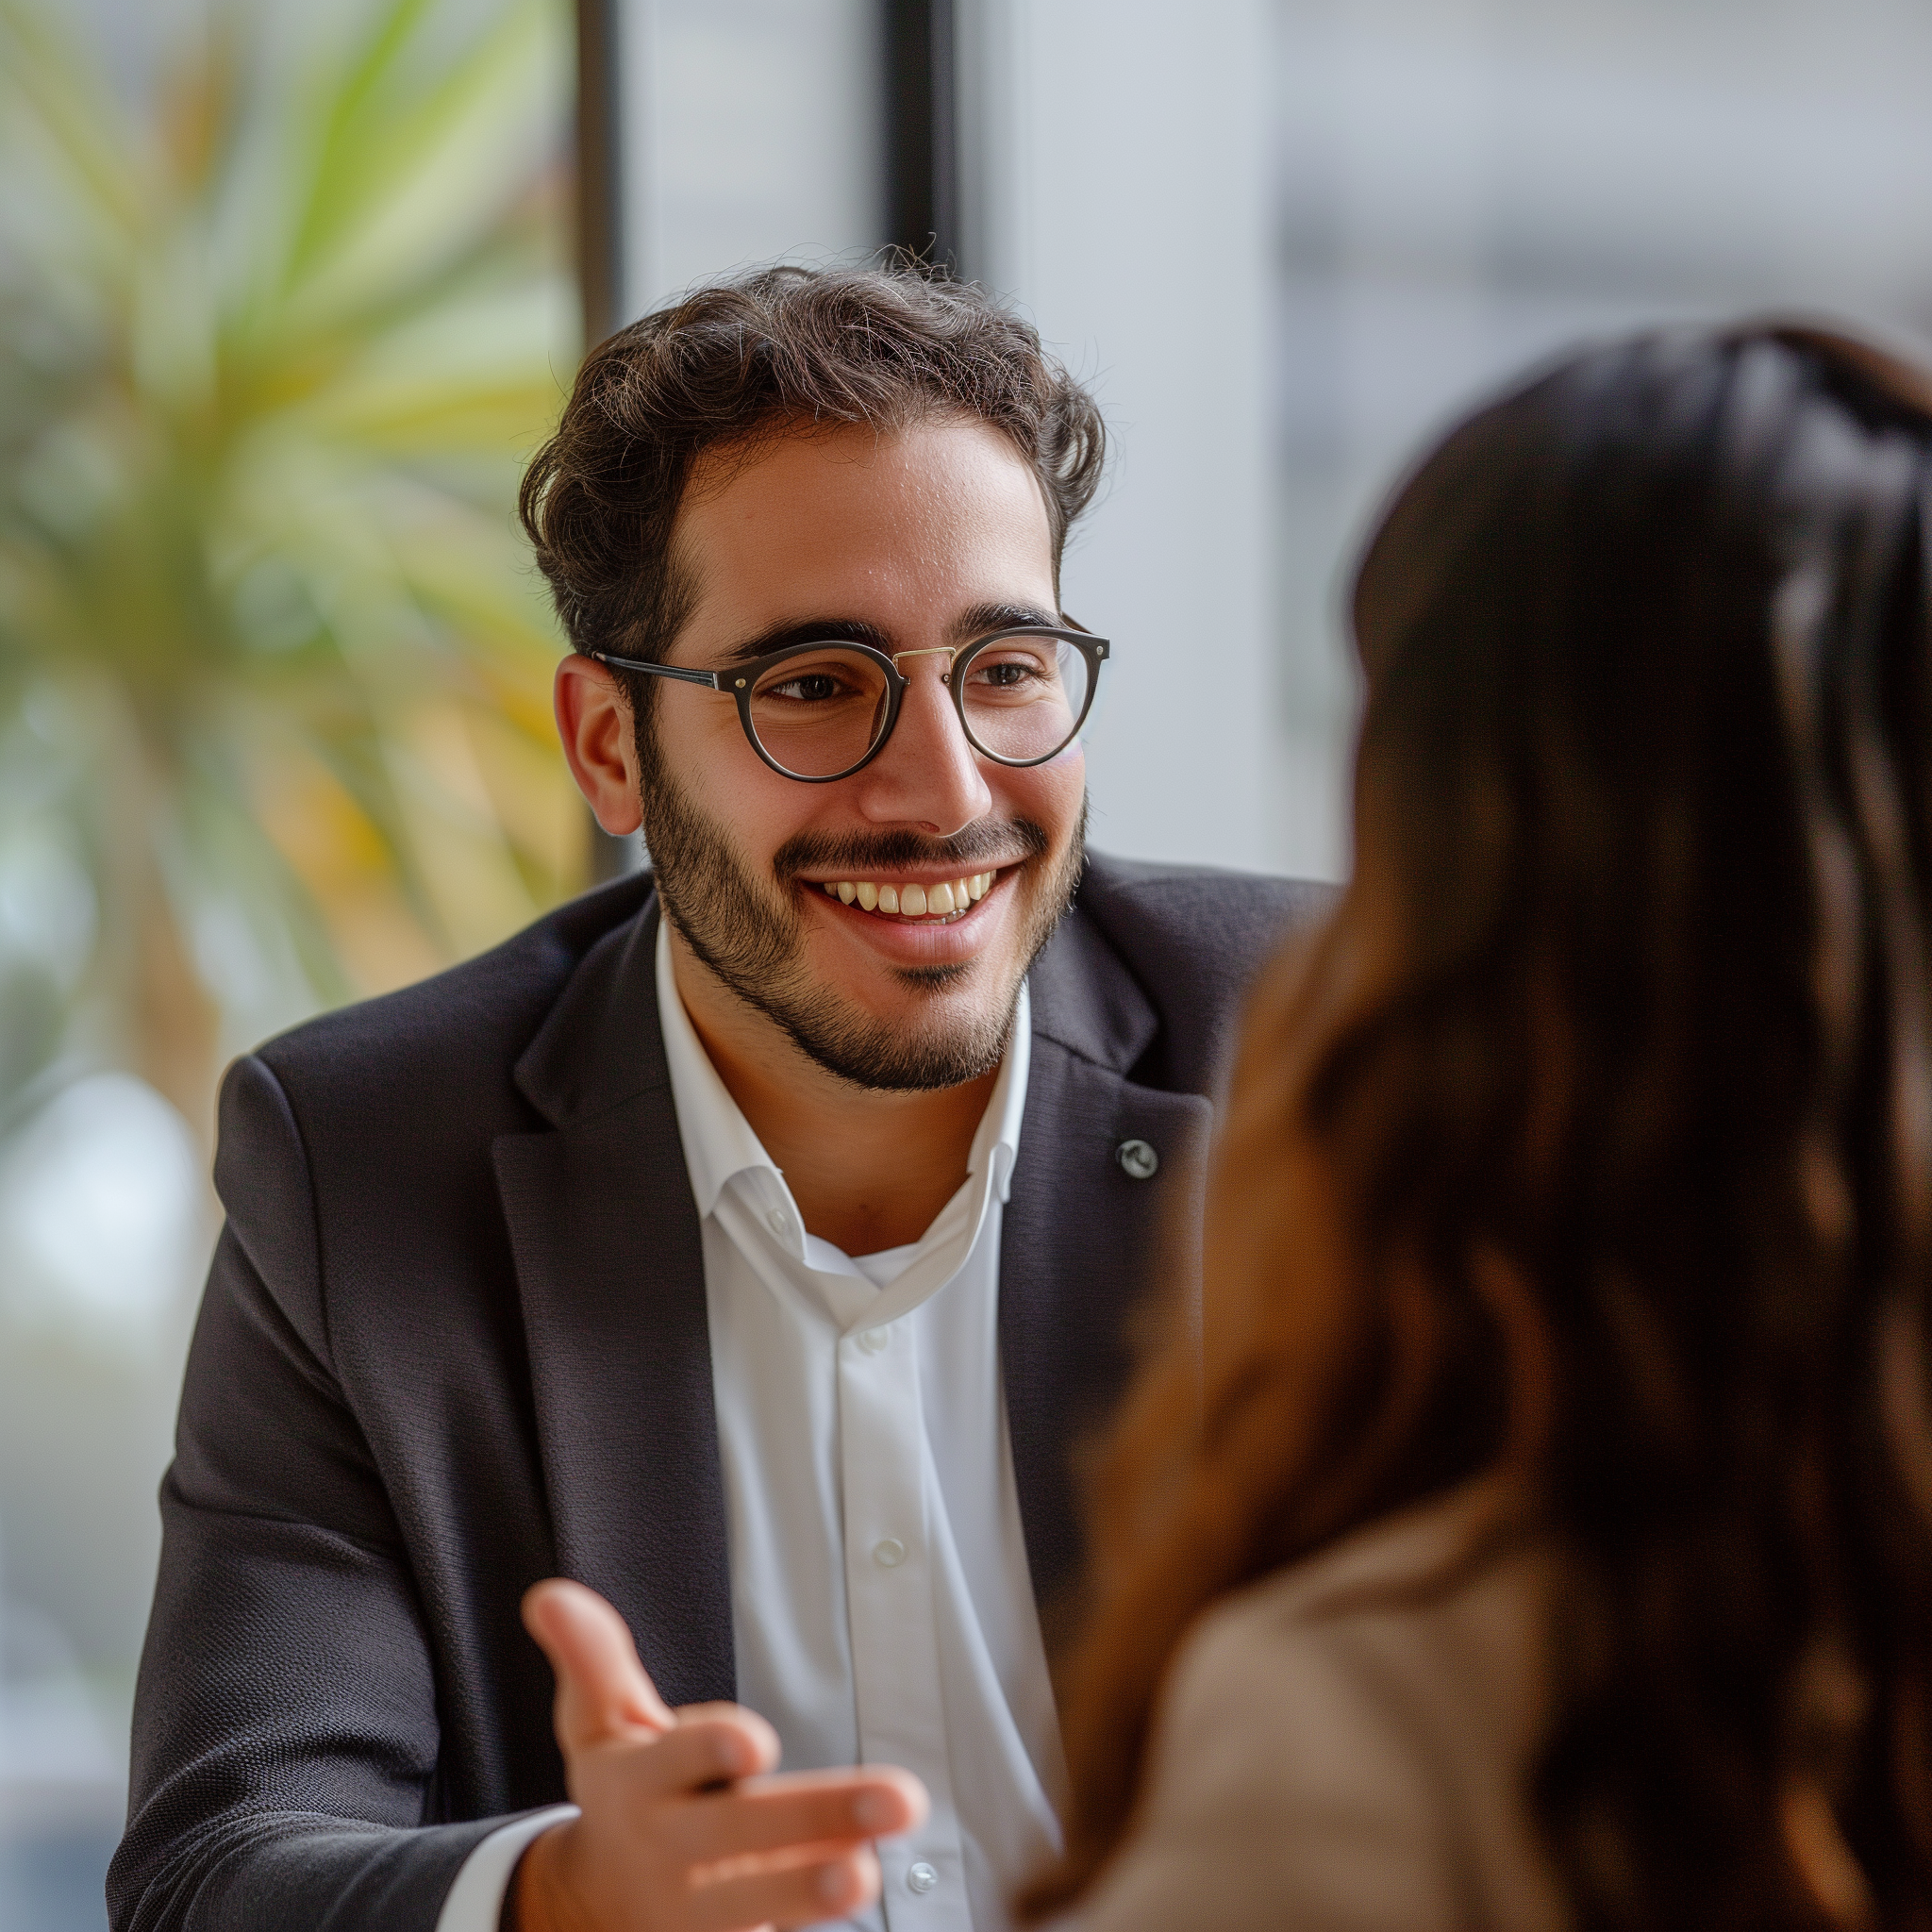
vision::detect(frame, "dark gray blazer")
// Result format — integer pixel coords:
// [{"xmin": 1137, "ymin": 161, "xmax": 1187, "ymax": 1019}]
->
[{"xmin": 109, "ymin": 853, "xmax": 1324, "ymax": 1932}]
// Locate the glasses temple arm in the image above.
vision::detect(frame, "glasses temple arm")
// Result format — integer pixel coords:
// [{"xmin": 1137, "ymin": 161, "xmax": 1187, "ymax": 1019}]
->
[{"xmin": 579, "ymin": 649, "xmax": 722, "ymax": 691}]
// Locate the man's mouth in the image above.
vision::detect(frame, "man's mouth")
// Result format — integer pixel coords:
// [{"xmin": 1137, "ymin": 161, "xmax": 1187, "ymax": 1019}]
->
[{"xmin": 810, "ymin": 867, "xmax": 1005, "ymax": 924}]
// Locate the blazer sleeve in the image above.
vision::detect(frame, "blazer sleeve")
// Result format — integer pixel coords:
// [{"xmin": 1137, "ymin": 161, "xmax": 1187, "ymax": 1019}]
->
[
  {"xmin": 108, "ymin": 1054, "xmax": 517, "ymax": 1932},
  {"xmin": 1060, "ymin": 1576, "xmax": 1566, "ymax": 1932}
]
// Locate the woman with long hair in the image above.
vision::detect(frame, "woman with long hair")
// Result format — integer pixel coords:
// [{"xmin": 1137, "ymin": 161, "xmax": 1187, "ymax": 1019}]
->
[{"xmin": 1020, "ymin": 325, "xmax": 1932, "ymax": 1932}]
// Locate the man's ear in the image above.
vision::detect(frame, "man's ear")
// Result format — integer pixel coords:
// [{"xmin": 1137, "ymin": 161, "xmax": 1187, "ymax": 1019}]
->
[{"xmin": 554, "ymin": 655, "xmax": 644, "ymax": 835}]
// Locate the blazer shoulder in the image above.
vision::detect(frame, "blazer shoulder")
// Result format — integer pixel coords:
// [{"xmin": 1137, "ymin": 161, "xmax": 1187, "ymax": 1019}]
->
[
  {"xmin": 250, "ymin": 872, "xmax": 653, "ymax": 1112},
  {"xmin": 1078, "ymin": 851, "xmax": 1334, "ymax": 964},
  {"xmin": 1063, "ymin": 851, "xmax": 1335, "ymax": 1093}
]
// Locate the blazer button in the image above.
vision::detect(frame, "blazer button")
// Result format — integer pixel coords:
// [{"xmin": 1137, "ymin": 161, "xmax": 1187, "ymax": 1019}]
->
[{"xmin": 1115, "ymin": 1138, "xmax": 1159, "ymax": 1180}]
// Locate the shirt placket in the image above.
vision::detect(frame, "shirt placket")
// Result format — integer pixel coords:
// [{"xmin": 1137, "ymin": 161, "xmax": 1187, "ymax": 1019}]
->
[{"xmin": 839, "ymin": 1315, "xmax": 973, "ymax": 1930}]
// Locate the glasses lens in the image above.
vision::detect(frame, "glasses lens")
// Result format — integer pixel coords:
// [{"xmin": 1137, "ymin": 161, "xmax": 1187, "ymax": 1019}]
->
[
  {"xmin": 958, "ymin": 636, "xmax": 1091, "ymax": 765},
  {"xmin": 746, "ymin": 646, "xmax": 892, "ymax": 777}
]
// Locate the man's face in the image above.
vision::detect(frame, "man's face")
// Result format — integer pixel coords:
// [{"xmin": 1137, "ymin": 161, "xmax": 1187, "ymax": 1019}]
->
[{"xmin": 640, "ymin": 413, "xmax": 1087, "ymax": 1091}]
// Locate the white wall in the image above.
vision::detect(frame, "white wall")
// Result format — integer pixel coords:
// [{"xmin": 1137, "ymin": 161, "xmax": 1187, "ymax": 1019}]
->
[
  {"xmin": 617, "ymin": 0, "xmax": 885, "ymax": 311},
  {"xmin": 1270, "ymin": 0, "xmax": 1932, "ymax": 891},
  {"xmin": 959, "ymin": 0, "xmax": 1287, "ymax": 875}
]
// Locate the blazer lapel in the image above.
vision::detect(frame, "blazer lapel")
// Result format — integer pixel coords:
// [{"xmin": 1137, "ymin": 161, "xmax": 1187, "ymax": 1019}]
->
[
  {"xmin": 1002, "ymin": 905, "xmax": 1215, "ymax": 1627},
  {"xmin": 493, "ymin": 892, "xmax": 735, "ymax": 1707},
  {"xmin": 491, "ymin": 869, "xmax": 1225, "ymax": 1698}
]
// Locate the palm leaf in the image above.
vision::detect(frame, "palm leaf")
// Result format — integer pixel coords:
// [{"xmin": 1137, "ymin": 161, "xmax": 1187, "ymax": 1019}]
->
[{"xmin": 0, "ymin": 0, "xmax": 580, "ymax": 1129}]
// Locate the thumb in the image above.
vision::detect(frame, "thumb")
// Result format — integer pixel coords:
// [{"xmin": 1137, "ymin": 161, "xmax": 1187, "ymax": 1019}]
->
[{"xmin": 523, "ymin": 1578, "xmax": 675, "ymax": 1756}]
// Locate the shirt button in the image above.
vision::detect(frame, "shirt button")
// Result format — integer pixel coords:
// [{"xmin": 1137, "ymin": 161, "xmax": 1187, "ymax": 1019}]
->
[
  {"xmin": 908, "ymin": 1861, "xmax": 939, "ymax": 1893},
  {"xmin": 766, "ymin": 1207, "xmax": 790, "ymax": 1238},
  {"xmin": 1115, "ymin": 1137, "xmax": 1159, "ymax": 1179},
  {"xmin": 873, "ymin": 1537, "xmax": 907, "ymax": 1569},
  {"xmin": 858, "ymin": 1327, "xmax": 889, "ymax": 1354}
]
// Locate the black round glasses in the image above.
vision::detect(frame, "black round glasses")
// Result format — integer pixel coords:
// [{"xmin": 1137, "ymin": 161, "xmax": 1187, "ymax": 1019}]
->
[{"xmin": 581, "ymin": 625, "xmax": 1109, "ymax": 784}]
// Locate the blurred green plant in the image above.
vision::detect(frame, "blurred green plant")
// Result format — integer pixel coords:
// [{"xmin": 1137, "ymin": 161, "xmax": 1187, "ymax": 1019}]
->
[{"xmin": 0, "ymin": 0, "xmax": 581, "ymax": 1136}]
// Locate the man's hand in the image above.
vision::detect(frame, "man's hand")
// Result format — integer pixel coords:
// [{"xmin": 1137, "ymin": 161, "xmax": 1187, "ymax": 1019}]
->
[{"xmin": 511, "ymin": 1580, "xmax": 928, "ymax": 1932}]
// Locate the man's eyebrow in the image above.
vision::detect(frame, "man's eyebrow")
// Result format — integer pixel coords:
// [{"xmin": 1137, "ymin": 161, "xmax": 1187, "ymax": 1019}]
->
[
  {"xmin": 721, "ymin": 618, "xmax": 893, "ymax": 663},
  {"xmin": 717, "ymin": 604, "xmax": 1061, "ymax": 664},
  {"xmin": 949, "ymin": 601, "xmax": 1061, "ymax": 641}
]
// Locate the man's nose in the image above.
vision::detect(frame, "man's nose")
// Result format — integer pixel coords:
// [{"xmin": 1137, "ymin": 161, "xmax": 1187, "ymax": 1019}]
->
[{"xmin": 850, "ymin": 658, "xmax": 991, "ymax": 836}]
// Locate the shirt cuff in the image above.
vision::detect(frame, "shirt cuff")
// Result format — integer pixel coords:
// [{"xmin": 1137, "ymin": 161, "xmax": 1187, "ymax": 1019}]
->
[{"xmin": 433, "ymin": 1805, "xmax": 579, "ymax": 1932}]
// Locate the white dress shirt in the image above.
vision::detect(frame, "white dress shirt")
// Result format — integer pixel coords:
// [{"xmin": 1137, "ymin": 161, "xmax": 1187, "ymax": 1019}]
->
[{"xmin": 437, "ymin": 920, "xmax": 1063, "ymax": 1932}]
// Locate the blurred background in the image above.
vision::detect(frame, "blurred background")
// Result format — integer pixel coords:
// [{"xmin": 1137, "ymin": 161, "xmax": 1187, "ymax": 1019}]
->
[{"xmin": 6, "ymin": 0, "xmax": 1932, "ymax": 1923}]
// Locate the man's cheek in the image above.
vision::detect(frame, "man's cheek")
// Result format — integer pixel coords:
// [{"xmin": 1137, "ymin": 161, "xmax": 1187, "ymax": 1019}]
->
[{"xmin": 1008, "ymin": 763, "xmax": 1083, "ymax": 842}]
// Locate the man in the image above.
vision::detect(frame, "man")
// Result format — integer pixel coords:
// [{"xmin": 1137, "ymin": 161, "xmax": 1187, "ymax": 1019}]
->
[{"xmin": 109, "ymin": 267, "xmax": 1322, "ymax": 1932}]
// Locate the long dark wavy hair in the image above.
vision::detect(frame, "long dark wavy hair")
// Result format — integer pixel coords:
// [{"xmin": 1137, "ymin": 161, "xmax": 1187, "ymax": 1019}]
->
[{"xmin": 1019, "ymin": 325, "xmax": 1932, "ymax": 1932}]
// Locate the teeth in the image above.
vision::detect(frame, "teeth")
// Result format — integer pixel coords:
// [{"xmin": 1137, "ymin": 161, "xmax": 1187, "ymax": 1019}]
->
[{"xmin": 821, "ymin": 873, "xmax": 998, "ymax": 918}]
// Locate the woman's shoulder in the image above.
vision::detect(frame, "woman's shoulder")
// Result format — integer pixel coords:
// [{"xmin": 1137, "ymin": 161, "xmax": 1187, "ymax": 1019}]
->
[
  {"xmin": 1067, "ymin": 1486, "xmax": 1567, "ymax": 1932},
  {"xmin": 1180, "ymin": 1482, "xmax": 1552, "ymax": 1737}
]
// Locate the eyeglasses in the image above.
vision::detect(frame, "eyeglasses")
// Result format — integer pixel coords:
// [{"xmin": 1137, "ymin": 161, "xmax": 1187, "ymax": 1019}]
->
[{"xmin": 581, "ymin": 625, "xmax": 1109, "ymax": 784}]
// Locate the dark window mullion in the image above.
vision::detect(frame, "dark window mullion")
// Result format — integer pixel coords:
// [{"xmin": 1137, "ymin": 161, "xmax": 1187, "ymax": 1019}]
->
[
  {"xmin": 884, "ymin": 0, "xmax": 958, "ymax": 269},
  {"xmin": 574, "ymin": 0, "xmax": 641, "ymax": 878}
]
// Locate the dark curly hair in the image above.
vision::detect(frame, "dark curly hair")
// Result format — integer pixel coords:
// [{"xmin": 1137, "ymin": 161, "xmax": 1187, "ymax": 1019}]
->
[
  {"xmin": 518, "ymin": 262, "xmax": 1107, "ymax": 716},
  {"xmin": 1022, "ymin": 324, "xmax": 1932, "ymax": 1932}
]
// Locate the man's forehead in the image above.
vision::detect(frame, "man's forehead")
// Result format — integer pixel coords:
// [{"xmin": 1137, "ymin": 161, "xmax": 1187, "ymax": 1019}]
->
[
  {"xmin": 680, "ymin": 408, "xmax": 1018, "ymax": 488},
  {"xmin": 676, "ymin": 413, "xmax": 1046, "ymax": 527},
  {"xmin": 668, "ymin": 414, "xmax": 1057, "ymax": 645}
]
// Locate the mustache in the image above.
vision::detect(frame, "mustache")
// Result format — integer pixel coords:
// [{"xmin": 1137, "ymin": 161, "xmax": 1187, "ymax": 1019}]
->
[{"xmin": 772, "ymin": 819, "xmax": 1050, "ymax": 882}]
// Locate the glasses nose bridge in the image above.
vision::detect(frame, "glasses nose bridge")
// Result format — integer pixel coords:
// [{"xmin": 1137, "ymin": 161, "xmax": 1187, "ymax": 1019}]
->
[
  {"xmin": 889, "ymin": 643, "xmax": 961, "ymax": 685},
  {"xmin": 875, "ymin": 642, "xmax": 977, "ymax": 777}
]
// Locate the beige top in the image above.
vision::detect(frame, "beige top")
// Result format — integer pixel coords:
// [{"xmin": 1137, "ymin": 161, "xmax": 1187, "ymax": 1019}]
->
[{"xmin": 1062, "ymin": 1492, "xmax": 1570, "ymax": 1932}]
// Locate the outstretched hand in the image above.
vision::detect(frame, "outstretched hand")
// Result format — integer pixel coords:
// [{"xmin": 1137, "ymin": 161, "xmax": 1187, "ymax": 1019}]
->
[{"xmin": 512, "ymin": 1579, "xmax": 928, "ymax": 1932}]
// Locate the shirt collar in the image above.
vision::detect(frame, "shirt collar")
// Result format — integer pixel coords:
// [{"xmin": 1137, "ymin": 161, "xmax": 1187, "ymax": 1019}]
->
[
  {"xmin": 654, "ymin": 913, "xmax": 1030, "ymax": 1226},
  {"xmin": 974, "ymin": 974, "xmax": 1029, "ymax": 1207},
  {"xmin": 656, "ymin": 916, "xmax": 779, "ymax": 1221}
]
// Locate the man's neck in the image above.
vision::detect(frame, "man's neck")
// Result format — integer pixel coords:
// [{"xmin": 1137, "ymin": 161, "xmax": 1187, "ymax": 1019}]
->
[{"xmin": 667, "ymin": 928, "xmax": 1001, "ymax": 1257}]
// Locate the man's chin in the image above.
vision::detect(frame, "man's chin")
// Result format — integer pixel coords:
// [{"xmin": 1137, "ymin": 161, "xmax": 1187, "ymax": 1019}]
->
[
  {"xmin": 891, "ymin": 961, "xmax": 975, "ymax": 989},
  {"xmin": 779, "ymin": 962, "xmax": 1019, "ymax": 1091},
  {"xmin": 788, "ymin": 1009, "xmax": 1015, "ymax": 1093}
]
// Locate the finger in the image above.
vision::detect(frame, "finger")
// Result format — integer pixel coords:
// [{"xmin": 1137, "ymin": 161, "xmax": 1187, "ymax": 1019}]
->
[
  {"xmin": 688, "ymin": 1844, "xmax": 881, "ymax": 1932},
  {"xmin": 668, "ymin": 1765, "xmax": 928, "ymax": 1865},
  {"xmin": 523, "ymin": 1578, "xmax": 675, "ymax": 1754},
  {"xmin": 674, "ymin": 1700, "xmax": 782, "ymax": 1770},
  {"xmin": 610, "ymin": 1712, "xmax": 781, "ymax": 1802}
]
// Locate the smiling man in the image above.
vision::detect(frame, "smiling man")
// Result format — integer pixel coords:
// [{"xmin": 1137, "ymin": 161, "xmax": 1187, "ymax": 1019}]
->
[{"xmin": 109, "ymin": 268, "xmax": 1324, "ymax": 1932}]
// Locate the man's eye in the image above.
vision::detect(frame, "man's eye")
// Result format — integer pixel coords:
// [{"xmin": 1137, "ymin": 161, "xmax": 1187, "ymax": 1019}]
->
[
  {"xmin": 767, "ymin": 674, "xmax": 846, "ymax": 703},
  {"xmin": 971, "ymin": 658, "xmax": 1042, "ymax": 690}
]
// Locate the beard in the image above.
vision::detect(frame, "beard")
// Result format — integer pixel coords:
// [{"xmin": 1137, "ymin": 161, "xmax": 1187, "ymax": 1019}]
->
[{"xmin": 638, "ymin": 728, "xmax": 1085, "ymax": 1092}]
